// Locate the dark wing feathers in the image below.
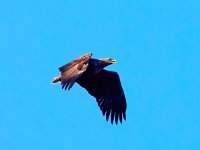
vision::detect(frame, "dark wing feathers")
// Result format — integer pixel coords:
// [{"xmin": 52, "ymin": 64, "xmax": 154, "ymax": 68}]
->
[
  {"xmin": 59, "ymin": 53, "xmax": 92, "ymax": 90},
  {"xmin": 77, "ymin": 69, "xmax": 127, "ymax": 124}
]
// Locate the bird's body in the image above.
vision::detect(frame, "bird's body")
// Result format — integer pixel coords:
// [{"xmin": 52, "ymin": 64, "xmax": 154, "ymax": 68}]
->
[{"xmin": 52, "ymin": 53, "xmax": 127, "ymax": 124}]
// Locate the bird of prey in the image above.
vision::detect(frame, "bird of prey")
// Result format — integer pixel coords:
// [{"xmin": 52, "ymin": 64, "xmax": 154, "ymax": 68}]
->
[{"xmin": 52, "ymin": 53, "xmax": 127, "ymax": 124}]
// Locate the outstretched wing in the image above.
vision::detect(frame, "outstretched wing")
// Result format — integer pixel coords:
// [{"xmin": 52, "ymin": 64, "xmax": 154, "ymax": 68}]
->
[
  {"xmin": 77, "ymin": 69, "xmax": 127, "ymax": 124},
  {"xmin": 59, "ymin": 53, "xmax": 92, "ymax": 90}
]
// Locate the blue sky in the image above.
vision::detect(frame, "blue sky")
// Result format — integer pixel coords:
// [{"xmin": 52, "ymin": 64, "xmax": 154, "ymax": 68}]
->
[{"xmin": 0, "ymin": 0, "xmax": 199, "ymax": 150}]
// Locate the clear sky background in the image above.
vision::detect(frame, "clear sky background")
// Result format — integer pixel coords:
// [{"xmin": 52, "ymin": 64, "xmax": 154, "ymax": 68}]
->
[{"xmin": 0, "ymin": 0, "xmax": 199, "ymax": 150}]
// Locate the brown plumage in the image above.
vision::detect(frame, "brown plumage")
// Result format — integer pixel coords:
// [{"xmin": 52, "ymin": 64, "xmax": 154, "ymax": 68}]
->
[{"xmin": 52, "ymin": 53, "xmax": 127, "ymax": 124}]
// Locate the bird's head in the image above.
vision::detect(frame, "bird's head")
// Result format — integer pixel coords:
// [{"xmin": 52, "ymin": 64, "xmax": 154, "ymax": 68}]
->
[{"xmin": 98, "ymin": 58, "xmax": 117, "ymax": 68}]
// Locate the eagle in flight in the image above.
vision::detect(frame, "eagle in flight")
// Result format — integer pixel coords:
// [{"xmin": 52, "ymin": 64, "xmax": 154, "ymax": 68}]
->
[{"xmin": 52, "ymin": 53, "xmax": 127, "ymax": 124}]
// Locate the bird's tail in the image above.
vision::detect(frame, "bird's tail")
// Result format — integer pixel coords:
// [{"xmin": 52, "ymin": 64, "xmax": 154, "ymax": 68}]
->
[{"xmin": 51, "ymin": 75, "xmax": 61, "ymax": 84}]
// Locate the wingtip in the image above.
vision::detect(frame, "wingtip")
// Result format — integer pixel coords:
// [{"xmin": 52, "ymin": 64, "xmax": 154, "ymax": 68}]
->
[{"xmin": 123, "ymin": 112, "xmax": 126, "ymax": 121}]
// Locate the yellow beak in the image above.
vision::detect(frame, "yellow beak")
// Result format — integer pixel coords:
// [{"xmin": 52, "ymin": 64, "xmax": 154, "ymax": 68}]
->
[{"xmin": 111, "ymin": 59, "xmax": 117, "ymax": 63}]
